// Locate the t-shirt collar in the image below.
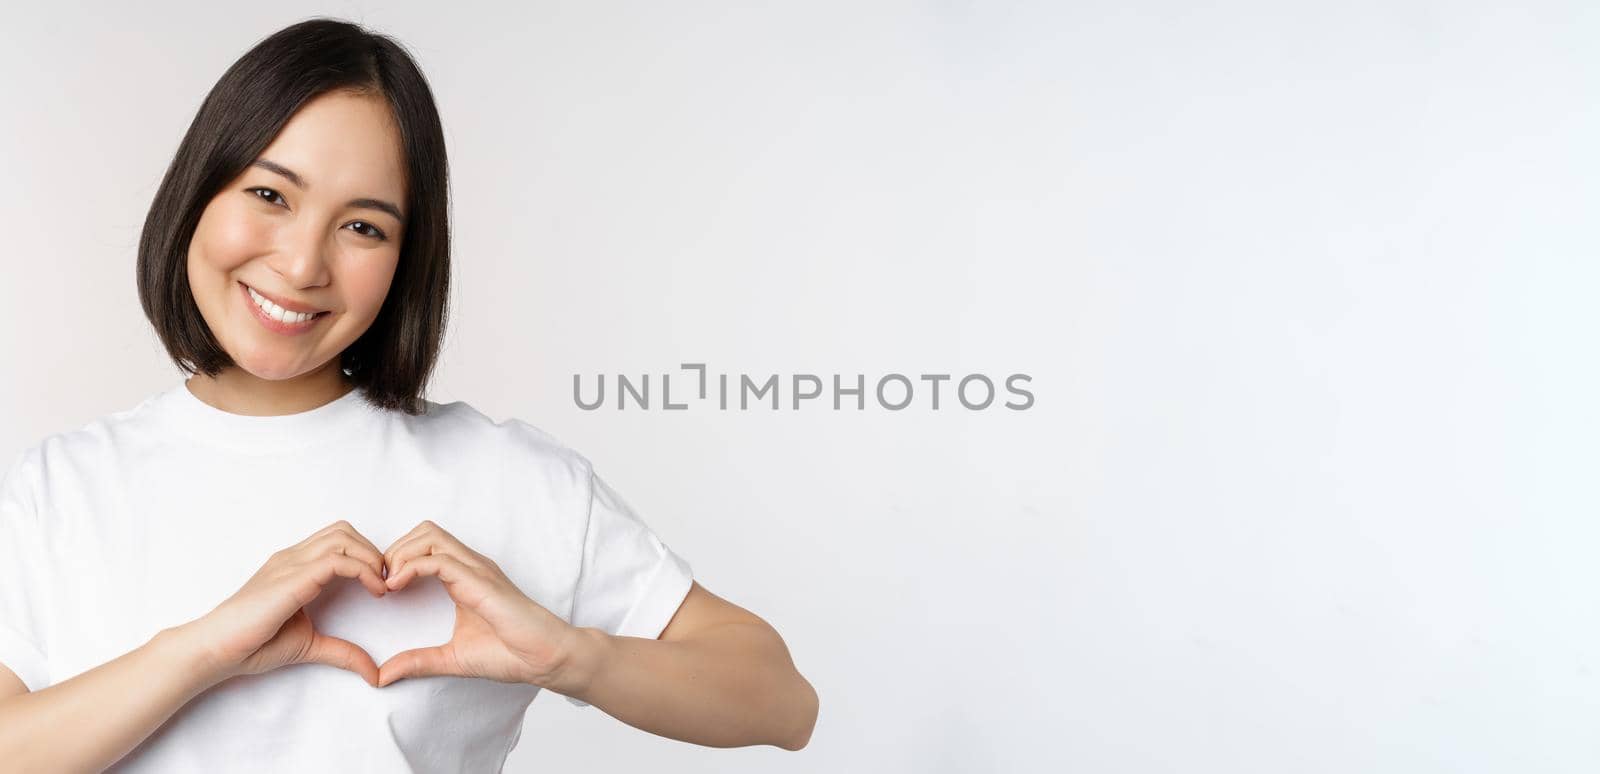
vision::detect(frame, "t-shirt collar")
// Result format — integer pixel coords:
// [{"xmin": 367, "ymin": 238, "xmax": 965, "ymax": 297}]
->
[{"xmin": 153, "ymin": 377, "xmax": 385, "ymax": 453}]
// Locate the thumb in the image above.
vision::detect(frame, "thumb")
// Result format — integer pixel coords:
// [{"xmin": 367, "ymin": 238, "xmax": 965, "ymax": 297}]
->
[
  {"xmin": 377, "ymin": 645, "xmax": 458, "ymax": 687},
  {"xmin": 301, "ymin": 632, "xmax": 381, "ymax": 687}
]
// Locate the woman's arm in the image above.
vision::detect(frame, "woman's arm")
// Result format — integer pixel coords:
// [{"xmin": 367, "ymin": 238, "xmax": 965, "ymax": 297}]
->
[
  {"xmin": 370, "ymin": 524, "xmax": 819, "ymax": 750},
  {"xmin": 0, "ymin": 622, "xmax": 228, "ymax": 772},
  {"xmin": 369, "ymin": 524, "xmax": 819, "ymax": 751},
  {"xmin": 551, "ymin": 582, "xmax": 819, "ymax": 750},
  {"xmin": 0, "ymin": 520, "xmax": 393, "ymax": 771}
]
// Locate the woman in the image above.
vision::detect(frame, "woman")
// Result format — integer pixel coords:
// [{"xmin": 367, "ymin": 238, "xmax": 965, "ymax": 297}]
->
[{"xmin": 0, "ymin": 17, "xmax": 817, "ymax": 771}]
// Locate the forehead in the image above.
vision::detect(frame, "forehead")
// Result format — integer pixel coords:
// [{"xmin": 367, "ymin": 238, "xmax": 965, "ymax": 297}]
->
[{"xmin": 255, "ymin": 90, "xmax": 406, "ymax": 199}]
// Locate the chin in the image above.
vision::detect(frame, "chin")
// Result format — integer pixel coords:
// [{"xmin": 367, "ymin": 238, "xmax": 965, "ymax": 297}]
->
[
  {"xmin": 231, "ymin": 350, "xmax": 318, "ymax": 382},
  {"xmin": 240, "ymin": 365, "xmax": 308, "ymax": 382}
]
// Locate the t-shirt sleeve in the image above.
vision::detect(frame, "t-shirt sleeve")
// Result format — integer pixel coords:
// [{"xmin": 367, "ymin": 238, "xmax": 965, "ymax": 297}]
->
[
  {"xmin": 0, "ymin": 449, "xmax": 51, "ymax": 693},
  {"xmin": 562, "ymin": 466, "xmax": 694, "ymax": 707}
]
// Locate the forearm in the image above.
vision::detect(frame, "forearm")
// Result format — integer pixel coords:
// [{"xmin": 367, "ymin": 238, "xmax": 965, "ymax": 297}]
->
[
  {"xmin": 0, "ymin": 623, "xmax": 229, "ymax": 772},
  {"xmin": 555, "ymin": 622, "xmax": 818, "ymax": 750}
]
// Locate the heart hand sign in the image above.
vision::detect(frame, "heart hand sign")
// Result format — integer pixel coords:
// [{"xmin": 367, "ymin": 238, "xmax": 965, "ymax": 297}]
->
[
  {"xmin": 185, "ymin": 519, "xmax": 580, "ymax": 693},
  {"xmin": 375, "ymin": 519, "xmax": 578, "ymax": 688}
]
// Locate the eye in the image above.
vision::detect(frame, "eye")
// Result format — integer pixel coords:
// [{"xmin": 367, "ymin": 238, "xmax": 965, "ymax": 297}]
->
[
  {"xmin": 347, "ymin": 221, "xmax": 388, "ymax": 241},
  {"xmin": 247, "ymin": 187, "xmax": 286, "ymax": 206}
]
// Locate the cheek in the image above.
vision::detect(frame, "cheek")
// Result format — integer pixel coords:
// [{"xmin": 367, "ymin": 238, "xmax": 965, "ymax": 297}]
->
[
  {"xmin": 340, "ymin": 255, "xmax": 401, "ymax": 317},
  {"xmin": 192, "ymin": 201, "xmax": 274, "ymax": 273}
]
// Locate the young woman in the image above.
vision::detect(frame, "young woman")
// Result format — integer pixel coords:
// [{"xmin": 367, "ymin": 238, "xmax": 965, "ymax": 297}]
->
[{"xmin": 0, "ymin": 17, "xmax": 817, "ymax": 771}]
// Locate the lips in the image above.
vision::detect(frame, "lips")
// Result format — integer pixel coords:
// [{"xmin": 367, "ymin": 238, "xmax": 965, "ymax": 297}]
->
[
  {"xmin": 239, "ymin": 281, "xmax": 327, "ymax": 334},
  {"xmin": 241, "ymin": 281, "xmax": 325, "ymax": 314}
]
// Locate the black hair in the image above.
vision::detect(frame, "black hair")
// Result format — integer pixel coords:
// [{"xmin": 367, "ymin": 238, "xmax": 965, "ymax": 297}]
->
[{"xmin": 137, "ymin": 17, "xmax": 450, "ymax": 415}]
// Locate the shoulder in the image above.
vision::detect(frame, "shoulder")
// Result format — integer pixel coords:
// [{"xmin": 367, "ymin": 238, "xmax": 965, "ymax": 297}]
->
[
  {"xmin": 0, "ymin": 445, "xmax": 39, "ymax": 513},
  {"xmin": 409, "ymin": 397, "xmax": 597, "ymax": 489},
  {"xmin": 2, "ymin": 391, "xmax": 158, "ymax": 523},
  {"xmin": 2, "ymin": 392, "xmax": 162, "ymax": 499}
]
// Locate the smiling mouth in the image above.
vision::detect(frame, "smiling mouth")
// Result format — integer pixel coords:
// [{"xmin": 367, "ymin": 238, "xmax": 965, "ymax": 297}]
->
[{"xmin": 239, "ymin": 281, "xmax": 329, "ymax": 327}]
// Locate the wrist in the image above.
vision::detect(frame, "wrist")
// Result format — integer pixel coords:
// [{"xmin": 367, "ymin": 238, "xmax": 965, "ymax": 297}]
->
[
  {"xmin": 541, "ymin": 625, "xmax": 613, "ymax": 701},
  {"xmin": 155, "ymin": 621, "xmax": 236, "ymax": 688}
]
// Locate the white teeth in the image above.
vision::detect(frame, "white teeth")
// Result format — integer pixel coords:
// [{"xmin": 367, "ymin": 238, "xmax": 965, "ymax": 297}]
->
[{"xmin": 247, "ymin": 285, "xmax": 317, "ymax": 325}]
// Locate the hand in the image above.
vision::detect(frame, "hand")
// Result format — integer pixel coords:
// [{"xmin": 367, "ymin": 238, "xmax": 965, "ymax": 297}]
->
[
  {"xmin": 376, "ymin": 520, "xmax": 581, "ymax": 689},
  {"xmin": 186, "ymin": 520, "xmax": 389, "ymax": 686}
]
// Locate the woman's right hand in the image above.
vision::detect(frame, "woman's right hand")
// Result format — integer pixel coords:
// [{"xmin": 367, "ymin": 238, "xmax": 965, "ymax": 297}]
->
[{"xmin": 182, "ymin": 520, "xmax": 390, "ymax": 686}]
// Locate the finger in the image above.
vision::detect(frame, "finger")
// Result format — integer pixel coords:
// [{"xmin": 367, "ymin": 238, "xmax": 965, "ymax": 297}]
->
[
  {"xmin": 300, "ymin": 519, "xmax": 359, "ymax": 547},
  {"xmin": 388, "ymin": 528, "xmax": 491, "ymax": 579},
  {"xmin": 268, "ymin": 523, "xmax": 351, "ymax": 568},
  {"xmin": 384, "ymin": 519, "xmax": 473, "ymax": 561},
  {"xmin": 303, "ymin": 630, "xmax": 381, "ymax": 687},
  {"xmin": 421, "ymin": 521, "xmax": 495, "ymax": 567},
  {"xmin": 312, "ymin": 553, "xmax": 389, "ymax": 597},
  {"xmin": 330, "ymin": 524, "xmax": 388, "ymax": 569},
  {"xmin": 387, "ymin": 538, "xmax": 488, "ymax": 581},
  {"xmin": 382, "ymin": 520, "xmax": 433, "ymax": 560},
  {"xmin": 382, "ymin": 532, "xmax": 427, "ymax": 576},
  {"xmin": 385, "ymin": 553, "xmax": 483, "ymax": 601},
  {"xmin": 307, "ymin": 530, "xmax": 387, "ymax": 581},
  {"xmin": 385, "ymin": 519, "xmax": 473, "ymax": 566},
  {"xmin": 376, "ymin": 645, "xmax": 459, "ymax": 687}
]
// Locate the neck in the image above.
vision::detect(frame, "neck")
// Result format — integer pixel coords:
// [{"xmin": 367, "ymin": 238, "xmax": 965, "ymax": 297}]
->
[{"xmin": 184, "ymin": 362, "xmax": 353, "ymax": 417}]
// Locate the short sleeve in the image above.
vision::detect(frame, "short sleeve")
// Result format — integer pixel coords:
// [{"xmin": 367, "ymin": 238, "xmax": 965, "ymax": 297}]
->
[
  {"xmin": 562, "ymin": 467, "xmax": 694, "ymax": 707},
  {"xmin": 0, "ymin": 449, "xmax": 51, "ymax": 693}
]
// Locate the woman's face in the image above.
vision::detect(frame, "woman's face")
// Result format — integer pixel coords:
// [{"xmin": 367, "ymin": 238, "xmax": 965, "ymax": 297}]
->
[{"xmin": 186, "ymin": 89, "xmax": 408, "ymax": 381}]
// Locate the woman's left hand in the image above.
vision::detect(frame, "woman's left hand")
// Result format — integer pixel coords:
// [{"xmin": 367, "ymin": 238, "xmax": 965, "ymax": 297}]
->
[{"xmin": 375, "ymin": 520, "xmax": 580, "ymax": 689}]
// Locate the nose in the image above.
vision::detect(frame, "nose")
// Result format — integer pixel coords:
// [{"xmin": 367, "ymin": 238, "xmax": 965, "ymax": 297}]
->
[{"xmin": 270, "ymin": 219, "xmax": 335, "ymax": 289}]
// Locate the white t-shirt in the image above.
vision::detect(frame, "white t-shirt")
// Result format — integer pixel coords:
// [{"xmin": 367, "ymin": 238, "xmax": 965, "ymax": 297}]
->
[{"xmin": 0, "ymin": 379, "xmax": 694, "ymax": 772}]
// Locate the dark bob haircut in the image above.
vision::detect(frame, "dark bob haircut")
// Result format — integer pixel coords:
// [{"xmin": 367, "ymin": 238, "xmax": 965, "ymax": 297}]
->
[{"xmin": 137, "ymin": 17, "xmax": 450, "ymax": 416}]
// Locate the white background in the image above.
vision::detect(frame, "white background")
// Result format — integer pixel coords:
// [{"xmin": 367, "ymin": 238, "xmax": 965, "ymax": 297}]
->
[{"xmin": 3, "ymin": 1, "xmax": 1597, "ymax": 771}]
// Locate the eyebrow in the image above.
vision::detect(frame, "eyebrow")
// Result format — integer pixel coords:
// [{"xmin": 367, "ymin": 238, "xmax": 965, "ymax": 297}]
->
[{"xmin": 251, "ymin": 158, "xmax": 406, "ymax": 224}]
